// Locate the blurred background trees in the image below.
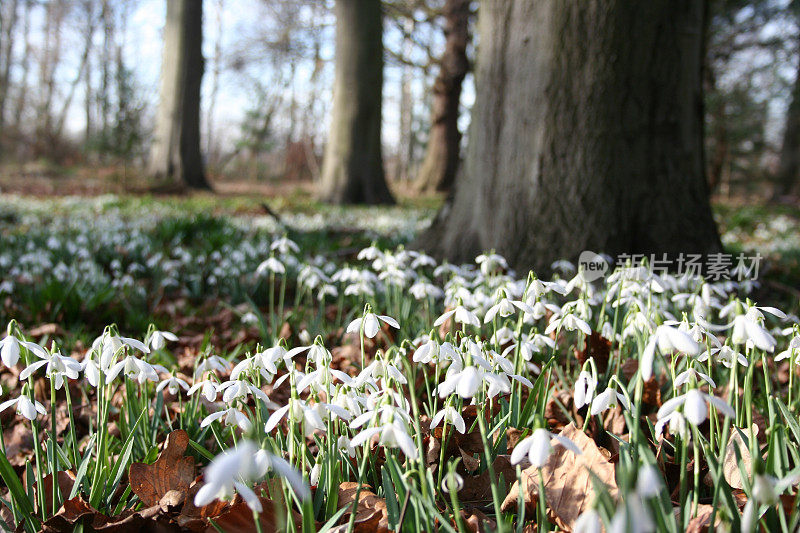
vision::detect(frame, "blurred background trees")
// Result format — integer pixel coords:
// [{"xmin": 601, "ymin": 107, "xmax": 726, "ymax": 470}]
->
[{"xmin": 0, "ymin": 0, "xmax": 795, "ymax": 203}]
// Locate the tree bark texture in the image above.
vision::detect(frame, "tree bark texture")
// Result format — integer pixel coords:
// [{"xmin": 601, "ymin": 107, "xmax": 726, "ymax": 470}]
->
[
  {"xmin": 415, "ymin": 0, "xmax": 471, "ymax": 193},
  {"xmin": 149, "ymin": 0, "xmax": 209, "ymax": 190},
  {"xmin": 319, "ymin": 0, "xmax": 394, "ymax": 204},
  {"xmin": 417, "ymin": 0, "xmax": 721, "ymax": 273}
]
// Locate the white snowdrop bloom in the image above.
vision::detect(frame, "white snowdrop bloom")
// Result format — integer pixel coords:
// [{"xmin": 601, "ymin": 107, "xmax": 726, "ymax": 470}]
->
[
  {"xmin": 574, "ymin": 370, "xmax": 596, "ymax": 409},
  {"xmin": 437, "ymin": 365, "xmax": 484, "ymax": 399},
  {"xmin": 656, "ymin": 389, "xmax": 734, "ymax": 430},
  {"xmin": 590, "ymin": 386, "xmax": 630, "ymax": 416},
  {"xmin": 270, "ymin": 236, "xmax": 299, "ymax": 255},
  {"xmin": 636, "ymin": 464, "xmax": 663, "ymax": 498},
  {"xmin": 265, "ymin": 398, "xmax": 326, "ymax": 437},
  {"xmin": 256, "ymin": 256, "xmax": 285, "ymax": 276},
  {"xmin": 545, "ymin": 312, "xmax": 592, "ymax": 336},
  {"xmin": 483, "ymin": 295, "xmax": 534, "ymax": 323},
  {"xmin": 741, "ymin": 473, "xmax": 800, "ymax": 532},
  {"xmin": 0, "ymin": 335, "xmax": 25, "ymax": 367},
  {"xmin": 698, "ymin": 345, "xmax": 748, "ymax": 369},
  {"xmin": 357, "ymin": 245, "xmax": 383, "ymax": 262},
  {"xmin": 409, "ymin": 279, "xmax": 444, "ymax": 300},
  {"xmin": 355, "ymin": 359, "xmax": 406, "ymax": 388},
  {"xmin": 413, "ymin": 338, "xmax": 440, "ymax": 364},
  {"xmin": 230, "ymin": 355, "xmax": 273, "ymax": 381},
  {"xmin": 285, "ymin": 343, "xmax": 331, "ymax": 366},
  {"xmin": 194, "ymin": 441, "xmax": 308, "ymax": 513},
  {"xmin": 20, "ymin": 350, "xmax": 81, "ymax": 390},
  {"xmin": 201, "ymin": 407, "xmax": 253, "ymax": 433},
  {"xmin": 149, "ymin": 330, "xmax": 178, "ymax": 351},
  {"xmin": 351, "ymin": 421, "xmax": 418, "ymax": 460},
  {"xmin": 346, "ymin": 312, "xmax": 400, "ymax": 339},
  {"xmin": 640, "ymin": 324, "xmax": 702, "ymax": 381},
  {"xmin": 441, "ymin": 471, "xmax": 464, "ymax": 494},
  {"xmin": 609, "ymin": 495, "xmax": 654, "ymax": 533},
  {"xmin": 194, "ymin": 355, "xmax": 231, "ymax": 377},
  {"xmin": 510, "ymin": 428, "xmax": 582, "ymax": 468},
  {"xmin": 241, "ymin": 312, "xmax": 259, "ymax": 325},
  {"xmin": 337, "ymin": 436, "xmax": 356, "ymax": 458},
  {"xmin": 673, "ymin": 367, "xmax": 716, "ymax": 389},
  {"xmin": 188, "ymin": 379, "xmax": 219, "ymax": 402},
  {"xmin": 574, "ymin": 509, "xmax": 602, "ymax": 533},
  {"xmin": 0, "ymin": 394, "xmax": 47, "ymax": 421},
  {"xmin": 434, "ymin": 305, "xmax": 481, "ymax": 329},
  {"xmin": 475, "ymin": 253, "xmax": 508, "ymax": 276},
  {"xmin": 258, "ymin": 345, "xmax": 288, "ymax": 374},
  {"xmin": 156, "ymin": 375, "xmax": 190, "ymax": 395},
  {"xmin": 731, "ymin": 315, "xmax": 776, "ymax": 352},
  {"xmin": 217, "ymin": 380, "xmax": 275, "ymax": 407},
  {"xmin": 429, "ymin": 406, "xmax": 466, "ymax": 434},
  {"xmin": 105, "ymin": 355, "xmax": 162, "ymax": 384},
  {"xmin": 91, "ymin": 333, "xmax": 150, "ymax": 369}
]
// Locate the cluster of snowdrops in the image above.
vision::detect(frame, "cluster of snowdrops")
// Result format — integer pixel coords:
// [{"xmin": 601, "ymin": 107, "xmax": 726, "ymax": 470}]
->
[{"xmin": 1, "ymin": 240, "xmax": 800, "ymax": 532}]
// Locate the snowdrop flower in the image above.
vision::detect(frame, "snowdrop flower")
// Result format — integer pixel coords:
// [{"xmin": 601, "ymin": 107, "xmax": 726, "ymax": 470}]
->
[
  {"xmin": 434, "ymin": 305, "xmax": 481, "ymax": 329},
  {"xmin": 731, "ymin": 315, "xmax": 776, "ymax": 352},
  {"xmin": 574, "ymin": 509, "xmax": 602, "ymax": 533},
  {"xmin": 574, "ymin": 370, "xmax": 596, "ymax": 409},
  {"xmin": 149, "ymin": 330, "xmax": 178, "ymax": 351},
  {"xmin": 476, "ymin": 253, "xmax": 508, "ymax": 276},
  {"xmin": 265, "ymin": 398, "xmax": 326, "ymax": 437},
  {"xmin": 271, "ymin": 236, "xmax": 299, "ymax": 255},
  {"xmin": 674, "ymin": 367, "xmax": 716, "ymax": 389},
  {"xmin": 194, "ymin": 441, "xmax": 308, "ymax": 513},
  {"xmin": 195, "ymin": 355, "xmax": 231, "ymax": 377},
  {"xmin": 483, "ymin": 293, "xmax": 534, "ymax": 323},
  {"xmin": 256, "ymin": 256, "xmax": 285, "ymax": 276},
  {"xmin": 156, "ymin": 375, "xmax": 190, "ymax": 395},
  {"xmin": 441, "ymin": 471, "xmax": 464, "ymax": 493},
  {"xmin": 741, "ymin": 472, "xmax": 800, "ymax": 532},
  {"xmin": 437, "ymin": 365, "xmax": 484, "ymax": 399},
  {"xmin": 201, "ymin": 407, "xmax": 253, "ymax": 433},
  {"xmin": 545, "ymin": 312, "xmax": 592, "ymax": 336},
  {"xmin": 413, "ymin": 338, "xmax": 440, "ymax": 364},
  {"xmin": 346, "ymin": 312, "xmax": 400, "ymax": 339},
  {"xmin": 351, "ymin": 421, "xmax": 418, "ymax": 460},
  {"xmin": 510, "ymin": 428, "xmax": 582, "ymax": 467},
  {"xmin": 640, "ymin": 324, "xmax": 702, "ymax": 381},
  {"xmin": 0, "ymin": 335, "xmax": 24, "ymax": 367},
  {"xmin": 429, "ymin": 406, "xmax": 466, "ymax": 434},
  {"xmin": 20, "ymin": 349, "xmax": 81, "ymax": 390},
  {"xmin": 0, "ymin": 393, "xmax": 47, "ymax": 421},
  {"xmin": 636, "ymin": 464, "xmax": 663, "ymax": 498},
  {"xmin": 217, "ymin": 379, "xmax": 275, "ymax": 406},
  {"xmin": 409, "ymin": 279, "xmax": 443, "ymax": 300},
  {"xmin": 106, "ymin": 355, "xmax": 162, "ymax": 384},
  {"xmin": 775, "ymin": 334, "xmax": 800, "ymax": 362},
  {"xmin": 188, "ymin": 379, "xmax": 219, "ymax": 402},
  {"xmin": 590, "ymin": 382, "xmax": 630, "ymax": 416},
  {"xmin": 656, "ymin": 389, "xmax": 734, "ymax": 431},
  {"xmin": 241, "ymin": 312, "xmax": 259, "ymax": 325},
  {"xmin": 609, "ymin": 495, "xmax": 654, "ymax": 533}
]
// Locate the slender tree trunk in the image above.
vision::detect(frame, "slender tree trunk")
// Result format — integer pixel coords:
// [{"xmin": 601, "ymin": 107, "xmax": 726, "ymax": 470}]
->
[
  {"xmin": 13, "ymin": 0, "xmax": 30, "ymax": 132},
  {"xmin": 417, "ymin": 0, "xmax": 720, "ymax": 273},
  {"xmin": 0, "ymin": 0, "xmax": 19, "ymax": 131},
  {"xmin": 55, "ymin": 3, "xmax": 96, "ymax": 140},
  {"xmin": 775, "ymin": 31, "xmax": 800, "ymax": 198},
  {"xmin": 415, "ymin": 0, "xmax": 471, "ymax": 193},
  {"xmin": 319, "ymin": 0, "xmax": 393, "ymax": 204},
  {"xmin": 149, "ymin": 0, "xmax": 209, "ymax": 190}
]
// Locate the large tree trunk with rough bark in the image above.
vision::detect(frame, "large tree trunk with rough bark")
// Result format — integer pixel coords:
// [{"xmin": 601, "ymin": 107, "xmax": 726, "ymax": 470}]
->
[
  {"xmin": 149, "ymin": 0, "xmax": 209, "ymax": 190},
  {"xmin": 417, "ymin": 0, "xmax": 721, "ymax": 273},
  {"xmin": 319, "ymin": 0, "xmax": 393, "ymax": 205},
  {"xmin": 415, "ymin": 0, "xmax": 471, "ymax": 194},
  {"xmin": 775, "ymin": 32, "xmax": 800, "ymax": 198}
]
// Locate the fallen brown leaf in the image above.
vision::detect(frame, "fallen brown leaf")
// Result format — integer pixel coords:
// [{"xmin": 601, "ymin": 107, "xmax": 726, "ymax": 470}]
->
[
  {"xmin": 129, "ymin": 429, "xmax": 195, "ymax": 507},
  {"xmin": 501, "ymin": 423, "xmax": 618, "ymax": 530},
  {"xmin": 205, "ymin": 497, "xmax": 301, "ymax": 533},
  {"xmin": 336, "ymin": 482, "xmax": 390, "ymax": 533}
]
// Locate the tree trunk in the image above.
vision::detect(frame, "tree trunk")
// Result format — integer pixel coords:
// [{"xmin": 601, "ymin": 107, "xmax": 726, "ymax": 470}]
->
[
  {"xmin": 149, "ymin": 0, "xmax": 209, "ymax": 190},
  {"xmin": 416, "ymin": 0, "xmax": 720, "ymax": 273},
  {"xmin": 319, "ymin": 0, "xmax": 393, "ymax": 205},
  {"xmin": 775, "ymin": 29, "xmax": 800, "ymax": 198},
  {"xmin": 414, "ymin": 0, "xmax": 471, "ymax": 194},
  {"xmin": 0, "ymin": 0, "xmax": 19, "ymax": 131}
]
